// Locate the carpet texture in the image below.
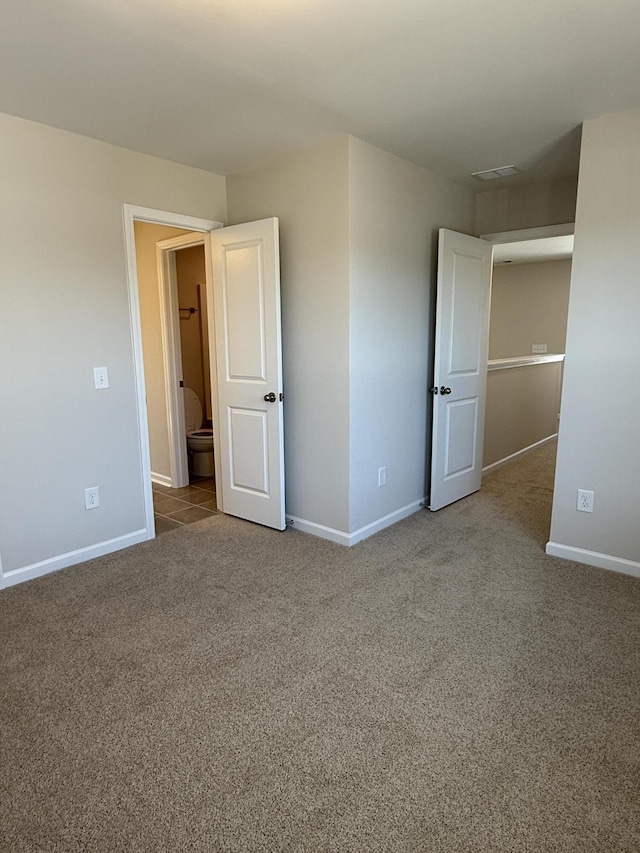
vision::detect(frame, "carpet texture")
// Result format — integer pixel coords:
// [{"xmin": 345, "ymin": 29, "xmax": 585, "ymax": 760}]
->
[{"xmin": 2, "ymin": 441, "xmax": 639, "ymax": 852}]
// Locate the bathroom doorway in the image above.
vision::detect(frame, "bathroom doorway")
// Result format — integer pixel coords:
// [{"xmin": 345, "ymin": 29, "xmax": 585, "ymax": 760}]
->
[
  {"xmin": 154, "ymin": 230, "xmax": 217, "ymax": 490},
  {"xmin": 132, "ymin": 222, "xmax": 219, "ymax": 490},
  {"xmin": 154, "ymin": 234, "xmax": 219, "ymax": 532},
  {"xmin": 127, "ymin": 209, "xmax": 222, "ymax": 536},
  {"xmin": 125, "ymin": 204, "xmax": 286, "ymax": 537},
  {"xmin": 174, "ymin": 244, "xmax": 214, "ymax": 483}
]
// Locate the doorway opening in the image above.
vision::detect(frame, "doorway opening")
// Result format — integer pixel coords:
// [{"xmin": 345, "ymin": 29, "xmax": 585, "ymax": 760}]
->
[
  {"xmin": 170, "ymin": 242, "xmax": 214, "ymax": 483},
  {"xmin": 481, "ymin": 224, "xmax": 574, "ymax": 544},
  {"xmin": 123, "ymin": 206, "xmax": 223, "ymax": 539},
  {"xmin": 148, "ymin": 232, "xmax": 220, "ymax": 532},
  {"xmin": 482, "ymin": 225, "xmax": 573, "ymax": 477},
  {"xmin": 123, "ymin": 205, "xmax": 286, "ymax": 539},
  {"xmin": 429, "ymin": 223, "xmax": 573, "ymax": 535},
  {"xmin": 151, "ymin": 229, "xmax": 217, "ymax": 491}
]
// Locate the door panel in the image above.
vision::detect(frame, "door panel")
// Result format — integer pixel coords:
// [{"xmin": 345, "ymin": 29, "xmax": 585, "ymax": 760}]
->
[
  {"xmin": 445, "ymin": 398, "xmax": 478, "ymax": 477},
  {"xmin": 209, "ymin": 218, "xmax": 285, "ymax": 530},
  {"xmin": 223, "ymin": 241, "xmax": 267, "ymax": 380},
  {"xmin": 228, "ymin": 407, "xmax": 269, "ymax": 494},
  {"xmin": 430, "ymin": 229, "xmax": 493, "ymax": 511},
  {"xmin": 450, "ymin": 257, "xmax": 485, "ymax": 374}
]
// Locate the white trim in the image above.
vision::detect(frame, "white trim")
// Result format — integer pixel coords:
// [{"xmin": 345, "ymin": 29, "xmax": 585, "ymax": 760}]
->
[
  {"xmin": 203, "ymin": 234, "xmax": 224, "ymax": 513},
  {"xmin": 480, "ymin": 223, "xmax": 575, "ymax": 244},
  {"xmin": 151, "ymin": 472, "xmax": 172, "ymax": 487},
  {"xmin": 288, "ymin": 498, "xmax": 426, "ymax": 548},
  {"xmin": 123, "ymin": 208, "xmax": 157, "ymax": 546},
  {"xmin": 545, "ymin": 541, "xmax": 640, "ymax": 579},
  {"xmin": 482, "ymin": 434, "xmax": 558, "ymax": 474},
  {"xmin": 287, "ymin": 516, "xmax": 351, "ymax": 546},
  {"xmin": 1, "ymin": 530, "xmax": 151, "ymax": 589},
  {"xmin": 158, "ymin": 244, "xmax": 187, "ymax": 486},
  {"xmin": 488, "ymin": 354, "xmax": 565, "ymax": 371},
  {"xmin": 349, "ymin": 499, "xmax": 427, "ymax": 546},
  {"xmin": 122, "ymin": 204, "xmax": 223, "ymax": 544},
  {"xmin": 124, "ymin": 205, "xmax": 222, "ymax": 233}
]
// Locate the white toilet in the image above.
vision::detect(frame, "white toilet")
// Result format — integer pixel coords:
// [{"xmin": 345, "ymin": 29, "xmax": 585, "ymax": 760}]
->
[{"xmin": 184, "ymin": 387, "xmax": 214, "ymax": 477}]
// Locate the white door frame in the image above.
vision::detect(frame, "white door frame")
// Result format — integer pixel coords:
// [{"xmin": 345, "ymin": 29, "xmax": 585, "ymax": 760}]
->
[
  {"xmin": 122, "ymin": 205, "xmax": 223, "ymax": 539},
  {"xmin": 479, "ymin": 222, "xmax": 574, "ymax": 244},
  {"xmin": 156, "ymin": 232, "xmax": 216, "ymax": 489}
]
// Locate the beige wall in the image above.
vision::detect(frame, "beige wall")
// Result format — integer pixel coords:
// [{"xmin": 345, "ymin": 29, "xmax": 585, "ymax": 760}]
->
[
  {"xmin": 348, "ymin": 138, "xmax": 475, "ymax": 532},
  {"xmin": 5, "ymin": 105, "xmax": 631, "ymax": 573},
  {"xmin": 134, "ymin": 222, "xmax": 191, "ymax": 481},
  {"xmin": 476, "ymin": 175, "xmax": 578, "ymax": 235},
  {"xmin": 0, "ymin": 112, "xmax": 226, "ymax": 579},
  {"xmin": 550, "ymin": 108, "xmax": 640, "ymax": 571},
  {"xmin": 175, "ymin": 245, "xmax": 211, "ymax": 423},
  {"xmin": 227, "ymin": 137, "xmax": 352, "ymax": 533},
  {"xmin": 228, "ymin": 135, "xmax": 476, "ymax": 538},
  {"xmin": 489, "ymin": 259, "xmax": 571, "ymax": 358},
  {"xmin": 484, "ymin": 363, "xmax": 563, "ymax": 468}
]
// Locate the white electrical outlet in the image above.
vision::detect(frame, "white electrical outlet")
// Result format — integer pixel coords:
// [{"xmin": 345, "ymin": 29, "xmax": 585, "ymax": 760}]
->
[
  {"xmin": 577, "ymin": 489, "xmax": 594, "ymax": 513},
  {"xmin": 532, "ymin": 344, "xmax": 548, "ymax": 354},
  {"xmin": 378, "ymin": 466, "xmax": 387, "ymax": 487},
  {"xmin": 93, "ymin": 367, "xmax": 109, "ymax": 389},
  {"xmin": 85, "ymin": 486, "xmax": 100, "ymax": 509}
]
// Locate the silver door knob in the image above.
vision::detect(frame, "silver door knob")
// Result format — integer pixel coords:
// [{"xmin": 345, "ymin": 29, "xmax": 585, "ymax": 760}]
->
[
  {"xmin": 264, "ymin": 392, "xmax": 277, "ymax": 403},
  {"xmin": 440, "ymin": 386, "xmax": 452, "ymax": 395}
]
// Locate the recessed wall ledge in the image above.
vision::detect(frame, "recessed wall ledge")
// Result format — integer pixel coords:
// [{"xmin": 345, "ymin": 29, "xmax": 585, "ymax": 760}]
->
[{"xmin": 488, "ymin": 354, "xmax": 565, "ymax": 371}]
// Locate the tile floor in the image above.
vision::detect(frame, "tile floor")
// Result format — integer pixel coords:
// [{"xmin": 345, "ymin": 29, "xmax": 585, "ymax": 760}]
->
[{"xmin": 152, "ymin": 476, "xmax": 218, "ymax": 534}]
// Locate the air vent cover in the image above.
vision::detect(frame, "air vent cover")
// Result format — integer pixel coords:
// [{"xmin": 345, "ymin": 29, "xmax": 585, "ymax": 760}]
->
[{"xmin": 471, "ymin": 165, "xmax": 520, "ymax": 181}]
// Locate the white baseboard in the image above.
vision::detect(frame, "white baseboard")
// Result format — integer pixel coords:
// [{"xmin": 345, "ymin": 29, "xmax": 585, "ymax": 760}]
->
[
  {"xmin": 288, "ymin": 498, "xmax": 426, "ymax": 548},
  {"xmin": 151, "ymin": 472, "xmax": 173, "ymax": 487},
  {"xmin": 1, "ymin": 529, "xmax": 152, "ymax": 589},
  {"xmin": 287, "ymin": 516, "xmax": 351, "ymax": 546},
  {"xmin": 483, "ymin": 434, "xmax": 558, "ymax": 475},
  {"xmin": 546, "ymin": 541, "xmax": 640, "ymax": 579}
]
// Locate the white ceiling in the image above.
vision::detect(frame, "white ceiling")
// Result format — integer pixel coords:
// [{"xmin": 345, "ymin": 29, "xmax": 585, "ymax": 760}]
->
[
  {"xmin": 493, "ymin": 235, "xmax": 574, "ymax": 265},
  {"xmin": 1, "ymin": 0, "xmax": 639, "ymax": 184}
]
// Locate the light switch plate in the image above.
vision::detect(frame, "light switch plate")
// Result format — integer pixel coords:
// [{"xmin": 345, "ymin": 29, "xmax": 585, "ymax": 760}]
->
[
  {"xmin": 93, "ymin": 366, "xmax": 109, "ymax": 389},
  {"xmin": 532, "ymin": 344, "xmax": 548, "ymax": 354}
]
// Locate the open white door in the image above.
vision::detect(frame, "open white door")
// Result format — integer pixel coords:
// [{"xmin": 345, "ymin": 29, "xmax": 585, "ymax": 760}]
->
[
  {"xmin": 429, "ymin": 228, "xmax": 493, "ymax": 511},
  {"xmin": 208, "ymin": 218, "xmax": 285, "ymax": 531}
]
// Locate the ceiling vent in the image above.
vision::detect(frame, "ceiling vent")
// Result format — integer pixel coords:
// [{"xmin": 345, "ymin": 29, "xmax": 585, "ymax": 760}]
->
[{"xmin": 471, "ymin": 165, "xmax": 520, "ymax": 181}]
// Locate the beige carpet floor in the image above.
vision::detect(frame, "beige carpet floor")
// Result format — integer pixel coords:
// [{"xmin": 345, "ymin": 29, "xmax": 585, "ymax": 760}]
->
[{"xmin": 2, "ymin": 440, "xmax": 639, "ymax": 852}]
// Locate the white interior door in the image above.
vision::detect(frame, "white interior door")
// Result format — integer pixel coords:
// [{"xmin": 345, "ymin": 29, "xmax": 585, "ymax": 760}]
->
[
  {"xmin": 429, "ymin": 228, "xmax": 493, "ymax": 511},
  {"xmin": 208, "ymin": 218, "xmax": 285, "ymax": 531}
]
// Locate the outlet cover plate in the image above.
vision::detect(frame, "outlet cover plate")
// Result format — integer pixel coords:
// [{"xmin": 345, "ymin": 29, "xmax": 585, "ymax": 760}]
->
[
  {"xmin": 85, "ymin": 486, "xmax": 100, "ymax": 509},
  {"xmin": 577, "ymin": 489, "xmax": 594, "ymax": 513}
]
